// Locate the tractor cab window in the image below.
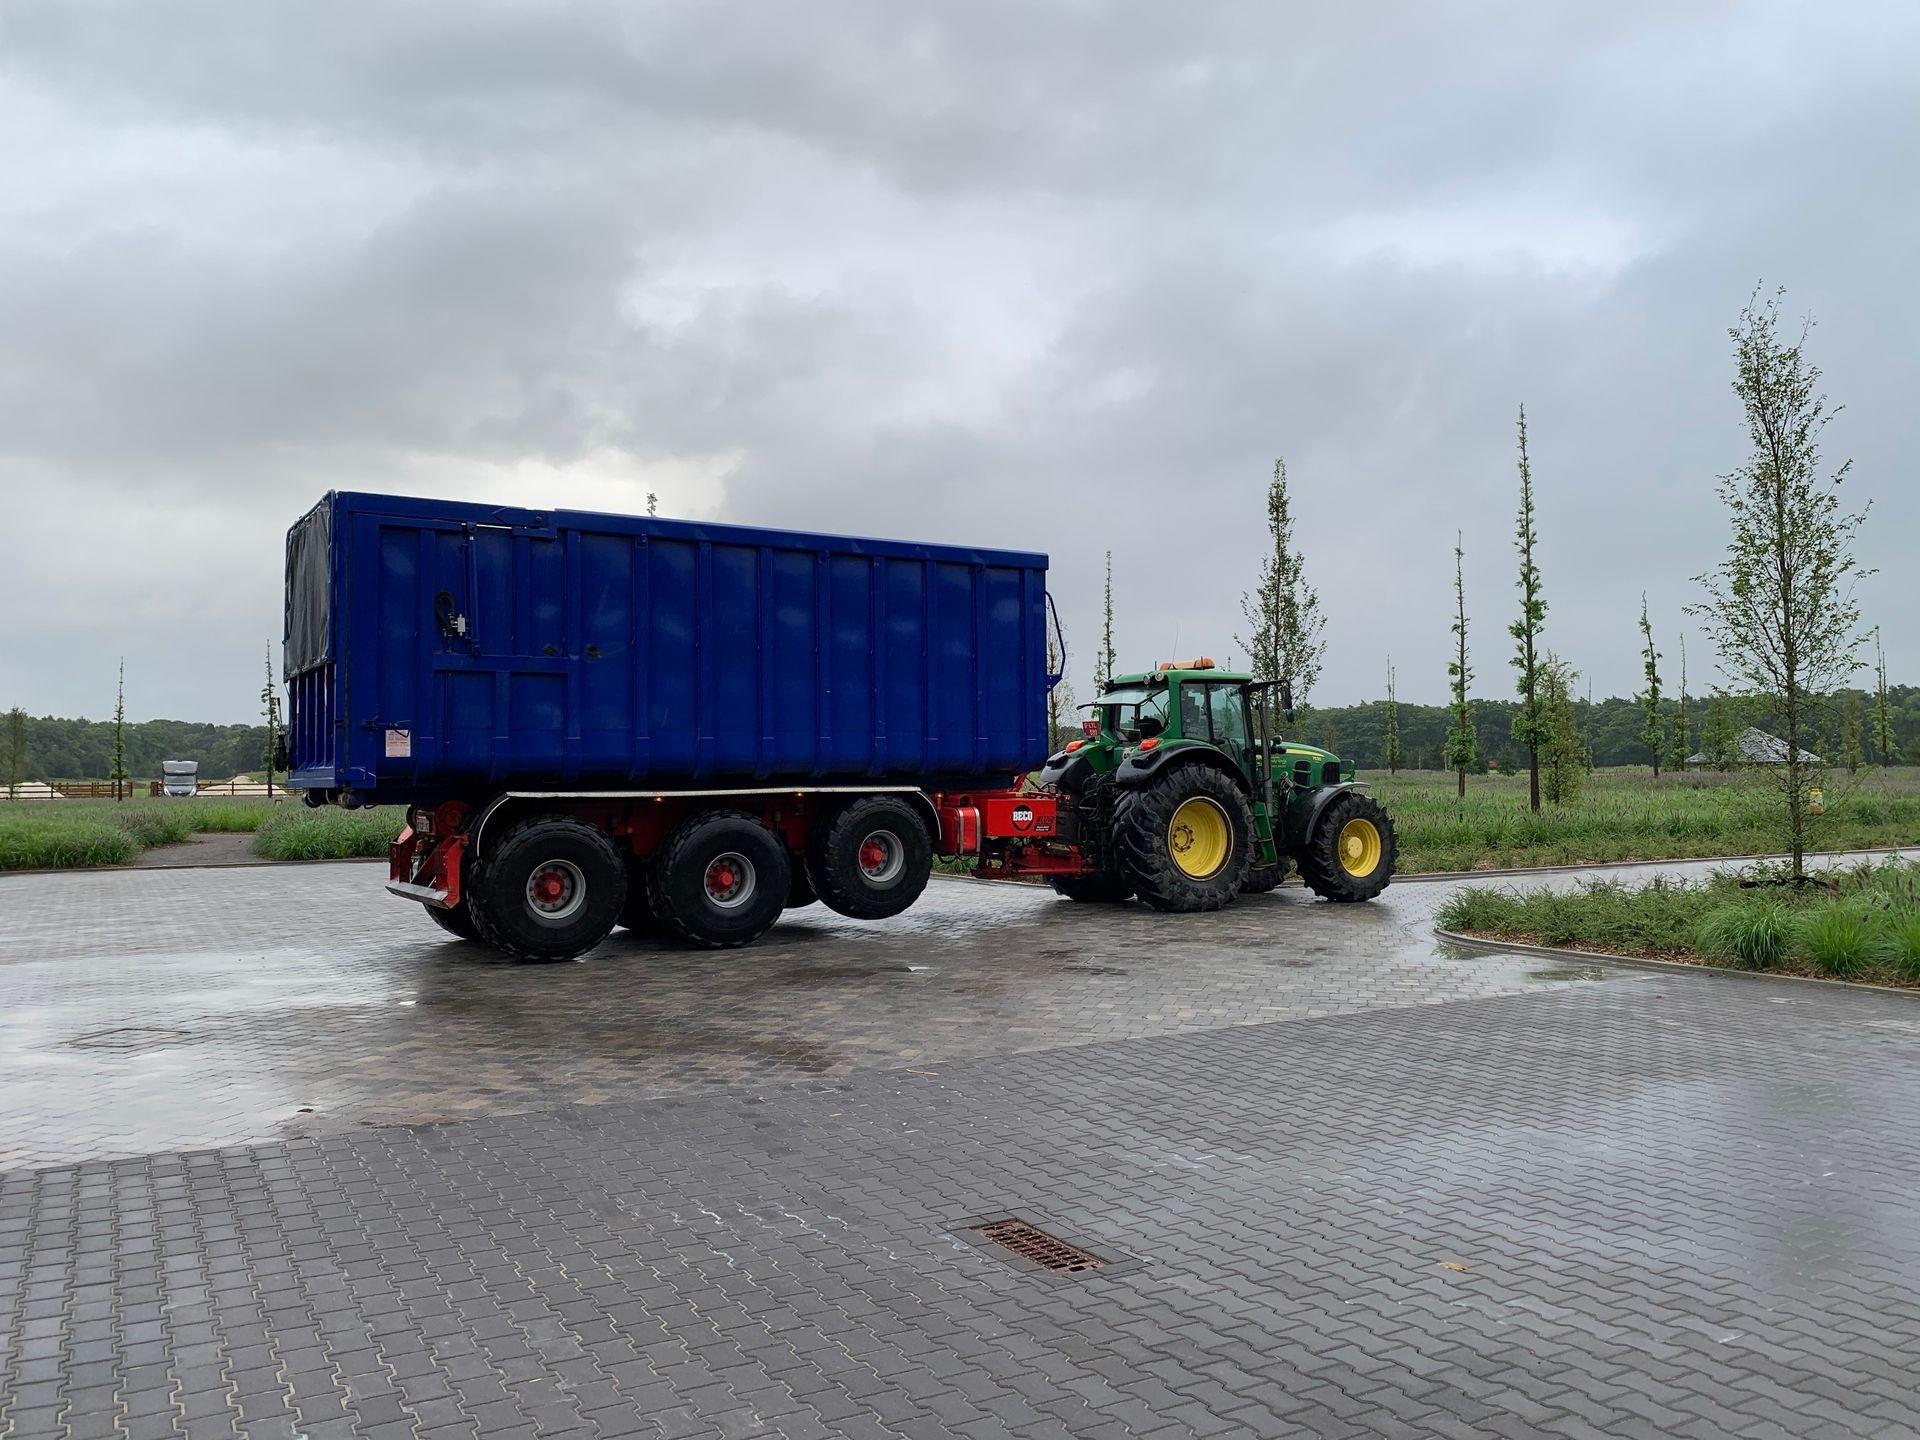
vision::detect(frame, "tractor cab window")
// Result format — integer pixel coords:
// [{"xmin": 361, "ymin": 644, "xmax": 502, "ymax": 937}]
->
[
  {"xmin": 1205, "ymin": 685, "xmax": 1250, "ymax": 748},
  {"xmin": 1095, "ymin": 685, "xmax": 1170, "ymax": 742}
]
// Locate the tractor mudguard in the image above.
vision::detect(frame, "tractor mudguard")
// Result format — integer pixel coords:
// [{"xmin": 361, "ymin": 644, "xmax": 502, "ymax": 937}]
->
[
  {"xmin": 1112, "ymin": 740, "xmax": 1250, "ymax": 792},
  {"xmin": 1286, "ymin": 781, "xmax": 1372, "ymax": 850}
]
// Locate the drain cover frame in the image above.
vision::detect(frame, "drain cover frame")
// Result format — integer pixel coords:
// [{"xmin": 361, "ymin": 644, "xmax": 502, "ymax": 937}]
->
[
  {"xmin": 65, "ymin": 1026, "xmax": 191, "ymax": 1052},
  {"xmin": 951, "ymin": 1214, "xmax": 1140, "ymax": 1280}
]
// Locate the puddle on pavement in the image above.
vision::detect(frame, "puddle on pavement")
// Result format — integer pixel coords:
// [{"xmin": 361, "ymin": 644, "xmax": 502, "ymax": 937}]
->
[{"xmin": 1526, "ymin": 966, "xmax": 1614, "ymax": 982}]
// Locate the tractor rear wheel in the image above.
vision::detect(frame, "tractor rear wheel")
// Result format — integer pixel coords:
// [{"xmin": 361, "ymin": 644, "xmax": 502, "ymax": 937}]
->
[
  {"xmin": 1240, "ymin": 860, "xmax": 1287, "ymax": 895},
  {"xmin": 1049, "ymin": 873, "xmax": 1134, "ymax": 904},
  {"xmin": 466, "ymin": 814, "xmax": 628, "ymax": 962},
  {"xmin": 806, "ymin": 796, "xmax": 932, "ymax": 920},
  {"xmin": 1297, "ymin": 791, "xmax": 1397, "ymax": 902},
  {"xmin": 649, "ymin": 810, "xmax": 790, "ymax": 948},
  {"xmin": 1113, "ymin": 765, "xmax": 1253, "ymax": 912}
]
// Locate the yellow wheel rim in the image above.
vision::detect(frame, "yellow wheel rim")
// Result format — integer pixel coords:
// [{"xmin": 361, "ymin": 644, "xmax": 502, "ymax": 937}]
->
[
  {"xmin": 1338, "ymin": 818, "xmax": 1383, "ymax": 877},
  {"xmin": 1168, "ymin": 797, "xmax": 1231, "ymax": 880}
]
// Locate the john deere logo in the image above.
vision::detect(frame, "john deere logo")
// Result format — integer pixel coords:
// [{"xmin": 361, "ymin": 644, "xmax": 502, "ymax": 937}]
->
[{"xmin": 1011, "ymin": 804, "xmax": 1034, "ymax": 832}]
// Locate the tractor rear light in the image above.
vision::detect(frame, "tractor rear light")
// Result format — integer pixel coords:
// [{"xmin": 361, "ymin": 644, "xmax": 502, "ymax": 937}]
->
[
  {"xmin": 1138, "ymin": 737, "xmax": 1159, "ymax": 750},
  {"xmin": 1065, "ymin": 740, "xmax": 1083, "ymax": 753}
]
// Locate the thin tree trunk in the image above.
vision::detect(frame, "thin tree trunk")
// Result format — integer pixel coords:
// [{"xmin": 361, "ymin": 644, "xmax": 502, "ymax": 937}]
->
[
  {"xmin": 1457, "ymin": 768, "xmax": 1466, "ymax": 799},
  {"xmin": 1529, "ymin": 749, "xmax": 1539, "ymax": 810}
]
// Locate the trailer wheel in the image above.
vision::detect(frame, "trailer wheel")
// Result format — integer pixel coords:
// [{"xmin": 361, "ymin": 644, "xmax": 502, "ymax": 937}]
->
[
  {"xmin": 425, "ymin": 903, "xmax": 482, "ymax": 941},
  {"xmin": 1113, "ymin": 764, "xmax": 1253, "ymax": 912},
  {"xmin": 466, "ymin": 814, "xmax": 627, "ymax": 963},
  {"xmin": 648, "ymin": 810, "xmax": 790, "ymax": 948},
  {"xmin": 1050, "ymin": 874, "xmax": 1134, "ymax": 904},
  {"xmin": 1296, "ymin": 791, "xmax": 1397, "ymax": 902},
  {"xmin": 785, "ymin": 865, "xmax": 819, "ymax": 911},
  {"xmin": 806, "ymin": 796, "xmax": 933, "ymax": 920}
]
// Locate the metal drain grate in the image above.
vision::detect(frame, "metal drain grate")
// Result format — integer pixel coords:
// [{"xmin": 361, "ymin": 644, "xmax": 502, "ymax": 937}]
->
[{"xmin": 970, "ymin": 1219, "xmax": 1107, "ymax": 1273}]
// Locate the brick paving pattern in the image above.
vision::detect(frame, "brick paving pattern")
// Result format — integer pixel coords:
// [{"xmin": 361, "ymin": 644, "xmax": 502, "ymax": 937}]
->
[{"xmin": 4, "ymin": 858, "xmax": 1919, "ymax": 1437}]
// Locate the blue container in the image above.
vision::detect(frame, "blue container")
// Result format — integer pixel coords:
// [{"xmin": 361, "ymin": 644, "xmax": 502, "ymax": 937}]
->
[{"xmin": 285, "ymin": 492, "xmax": 1055, "ymax": 802}]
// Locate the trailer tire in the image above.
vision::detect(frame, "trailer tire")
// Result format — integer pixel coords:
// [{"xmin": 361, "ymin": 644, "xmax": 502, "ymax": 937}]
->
[
  {"xmin": 1050, "ymin": 874, "xmax": 1134, "ymax": 904},
  {"xmin": 648, "ymin": 810, "xmax": 790, "ymax": 949},
  {"xmin": 425, "ymin": 903, "xmax": 482, "ymax": 941},
  {"xmin": 1296, "ymin": 790, "xmax": 1397, "ymax": 903},
  {"xmin": 1114, "ymin": 764, "xmax": 1253, "ymax": 912},
  {"xmin": 806, "ymin": 796, "xmax": 932, "ymax": 920},
  {"xmin": 785, "ymin": 865, "xmax": 819, "ymax": 911},
  {"xmin": 466, "ymin": 814, "xmax": 627, "ymax": 963}
]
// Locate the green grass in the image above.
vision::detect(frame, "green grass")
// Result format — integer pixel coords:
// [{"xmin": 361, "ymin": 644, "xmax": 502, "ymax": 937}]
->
[
  {"xmin": 1439, "ymin": 857, "xmax": 1920, "ymax": 987},
  {"xmin": 251, "ymin": 806, "xmax": 407, "ymax": 861},
  {"xmin": 0, "ymin": 799, "xmax": 248, "ymax": 870},
  {"xmin": 1369, "ymin": 766, "xmax": 1920, "ymax": 874}
]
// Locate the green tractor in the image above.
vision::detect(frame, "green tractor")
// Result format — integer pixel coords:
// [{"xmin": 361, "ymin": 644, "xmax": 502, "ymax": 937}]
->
[{"xmin": 1035, "ymin": 659, "xmax": 1397, "ymax": 910}]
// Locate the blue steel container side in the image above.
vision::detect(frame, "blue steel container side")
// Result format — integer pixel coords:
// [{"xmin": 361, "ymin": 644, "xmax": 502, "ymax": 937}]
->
[{"xmin": 285, "ymin": 491, "xmax": 1054, "ymax": 803}]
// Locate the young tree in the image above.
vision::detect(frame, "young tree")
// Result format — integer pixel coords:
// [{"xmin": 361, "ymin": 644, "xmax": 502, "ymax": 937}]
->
[
  {"xmin": 261, "ymin": 646, "xmax": 284, "ymax": 799},
  {"xmin": 1872, "ymin": 628, "xmax": 1896, "ymax": 767},
  {"xmin": 1237, "ymin": 458, "xmax": 1327, "ymax": 703},
  {"xmin": 1689, "ymin": 287, "xmax": 1872, "ymax": 881},
  {"xmin": 1638, "ymin": 595, "xmax": 1665, "ymax": 777},
  {"xmin": 1384, "ymin": 658, "xmax": 1401, "ymax": 775},
  {"xmin": 3, "ymin": 707, "xmax": 26, "ymax": 799},
  {"xmin": 1046, "ymin": 623, "xmax": 1077, "ymax": 752},
  {"xmin": 110, "ymin": 659, "xmax": 130, "ymax": 801},
  {"xmin": 646, "ymin": 492, "xmax": 659, "ymax": 517},
  {"xmin": 1667, "ymin": 633, "xmax": 1692, "ymax": 771},
  {"xmin": 1094, "ymin": 550, "xmax": 1117, "ymax": 694},
  {"xmin": 1539, "ymin": 653, "xmax": 1583, "ymax": 806},
  {"xmin": 1701, "ymin": 693, "xmax": 1739, "ymax": 771},
  {"xmin": 1839, "ymin": 692, "xmax": 1864, "ymax": 776},
  {"xmin": 1508, "ymin": 405, "xmax": 1549, "ymax": 812},
  {"xmin": 1444, "ymin": 534, "xmax": 1477, "ymax": 798}
]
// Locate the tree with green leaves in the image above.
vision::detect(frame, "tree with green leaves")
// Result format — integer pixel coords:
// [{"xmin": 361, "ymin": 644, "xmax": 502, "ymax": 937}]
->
[
  {"xmin": 646, "ymin": 492, "xmax": 658, "ymax": 516},
  {"xmin": 1839, "ymin": 692, "xmax": 1864, "ymax": 776},
  {"xmin": 1237, "ymin": 458, "xmax": 1326, "ymax": 704},
  {"xmin": 1689, "ymin": 287, "xmax": 1872, "ymax": 881},
  {"xmin": 1444, "ymin": 534, "xmax": 1477, "ymax": 798},
  {"xmin": 1872, "ymin": 628, "xmax": 1896, "ymax": 767},
  {"xmin": 1507, "ymin": 405, "xmax": 1549, "ymax": 812},
  {"xmin": 1701, "ymin": 694, "xmax": 1739, "ymax": 771},
  {"xmin": 1638, "ymin": 595, "xmax": 1664, "ymax": 777},
  {"xmin": 261, "ymin": 646, "xmax": 284, "ymax": 799},
  {"xmin": 1539, "ymin": 653, "xmax": 1583, "ymax": 806},
  {"xmin": 1384, "ymin": 658, "xmax": 1401, "ymax": 775},
  {"xmin": 1094, "ymin": 550, "xmax": 1117, "ymax": 694},
  {"xmin": 1667, "ymin": 633, "xmax": 1692, "ymax": 772},
  {"xmin": 4, "ymin": 707, "xmax": 26, "ymax": 799},
  {"xmin": 110, "ymin": 659, "xmax": 130, "ymax": 801}
]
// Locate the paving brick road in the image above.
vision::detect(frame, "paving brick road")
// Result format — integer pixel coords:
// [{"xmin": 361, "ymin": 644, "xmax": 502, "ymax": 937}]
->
[{"xmin": 3, "ymin": 859, "xmax": 1918, "ymax": 1437}]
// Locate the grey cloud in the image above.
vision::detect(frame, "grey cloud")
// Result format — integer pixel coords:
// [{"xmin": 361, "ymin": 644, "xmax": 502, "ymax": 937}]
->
[{"xmin": 0, "ymin": 0, "xmax": 1914, "ymax": 723}]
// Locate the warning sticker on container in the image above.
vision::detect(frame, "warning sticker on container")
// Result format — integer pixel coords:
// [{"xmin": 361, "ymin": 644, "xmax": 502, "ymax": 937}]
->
[{"xmin": 385, "ymin": 728, "xmax": 412, "ymax": 758}]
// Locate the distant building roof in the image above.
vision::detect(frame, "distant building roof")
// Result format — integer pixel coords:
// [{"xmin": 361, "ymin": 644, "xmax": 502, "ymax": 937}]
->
[{"xmin": 1686, "ymin": 726, "xmax": 1824, "ymax": 766}]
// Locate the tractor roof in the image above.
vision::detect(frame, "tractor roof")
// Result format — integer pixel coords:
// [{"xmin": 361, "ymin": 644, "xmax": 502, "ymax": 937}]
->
[{"xmin": 1106, "ymin": 663, "xmax": 1254, "ymax": 688}]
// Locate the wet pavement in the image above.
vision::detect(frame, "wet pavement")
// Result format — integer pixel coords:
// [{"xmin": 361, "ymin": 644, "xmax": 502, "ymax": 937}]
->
[{"xmin": 3, "ymin": 857, "xmax": 1919, "ymax": 1438}]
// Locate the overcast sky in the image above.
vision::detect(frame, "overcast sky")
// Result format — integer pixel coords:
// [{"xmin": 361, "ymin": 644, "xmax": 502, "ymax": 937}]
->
[{"xmin": 2, "ymin": 1, "xmax": 1914, "ymax": 725}]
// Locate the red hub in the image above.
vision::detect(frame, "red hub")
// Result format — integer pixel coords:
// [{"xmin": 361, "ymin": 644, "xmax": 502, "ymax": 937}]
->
[
  {"xmin": 707, "ymin": 864, "xmax": 738, "ymax": 896},
  {"xmin": 859, "ymin": 840, "xmax": 887, "ymax": 871},
  {"xmin": 532, "ymin": 870, "xmax": 567, "ymax": 904}
]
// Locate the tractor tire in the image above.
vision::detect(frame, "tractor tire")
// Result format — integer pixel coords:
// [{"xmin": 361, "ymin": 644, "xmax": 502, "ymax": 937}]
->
[
  {"xmin": 1296, "ymin": 791, "xmax": 1398, "ymax": 903},
  {"xmin": 425, "ymin": 902, "xmax": 482, "ymax": 941},
  {"xmin": 466, "ymin": 814, "xmax": 628, "ymax": 963},
  {"xmin": 1050, "ymin": 873, "xmax": 1134, "ymax": 904},
  {"xmin": 648, "ymin": 810, "xmax": 790, "ymax": 949},
  {"xmin": 806, "ymin": 796, "xmax": 933, "ymax": 920},
  {"xmin": 785, "ymin": 865, "xmax": 819, "ymax": 911},
  {"xmin": 1113, "ymin": 765, "xmax": 1254, "ymax": 912},
  {"xmin": 1240, "ymin": 860, "xmax": 1288, "ymax": 895}
]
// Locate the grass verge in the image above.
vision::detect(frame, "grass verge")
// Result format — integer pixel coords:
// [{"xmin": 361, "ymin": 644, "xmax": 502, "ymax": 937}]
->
[
  {"xmin": 251, "ymin": 806, "xmax": 407, "ymax": 861},
  {"xmin": 1439, "ymin": 857, "xmax": 1920, "ymax": 987}
]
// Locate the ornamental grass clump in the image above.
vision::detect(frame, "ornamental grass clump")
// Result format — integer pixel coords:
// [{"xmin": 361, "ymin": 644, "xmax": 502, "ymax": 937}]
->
[
  {"xmin": 1887, "ymin": 912, "xmax": 1920, "ymax": 984},
  {"xmin": 1695, "ymin": 901, "xmax": 1793, "ymax": 970},
  {"xmin": 1796, "ymin": 904, "xmax": 1878, "ymax": 980}
]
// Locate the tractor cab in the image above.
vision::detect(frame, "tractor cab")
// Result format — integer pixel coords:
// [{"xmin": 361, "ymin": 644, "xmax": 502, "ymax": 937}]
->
[{"xmin": 1036, "ymin": 658, "xmax": 1396, "ymax": 909}]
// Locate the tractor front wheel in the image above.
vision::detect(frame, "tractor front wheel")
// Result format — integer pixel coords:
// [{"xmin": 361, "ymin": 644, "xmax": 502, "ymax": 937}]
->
[
  {"xmin": 1113, "ymin": 765, "xmax": 1253, "ymax": 912},
  {"xmin": 1297, "ymin": 791, "xmax": 1397, "ymax": 902}
]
